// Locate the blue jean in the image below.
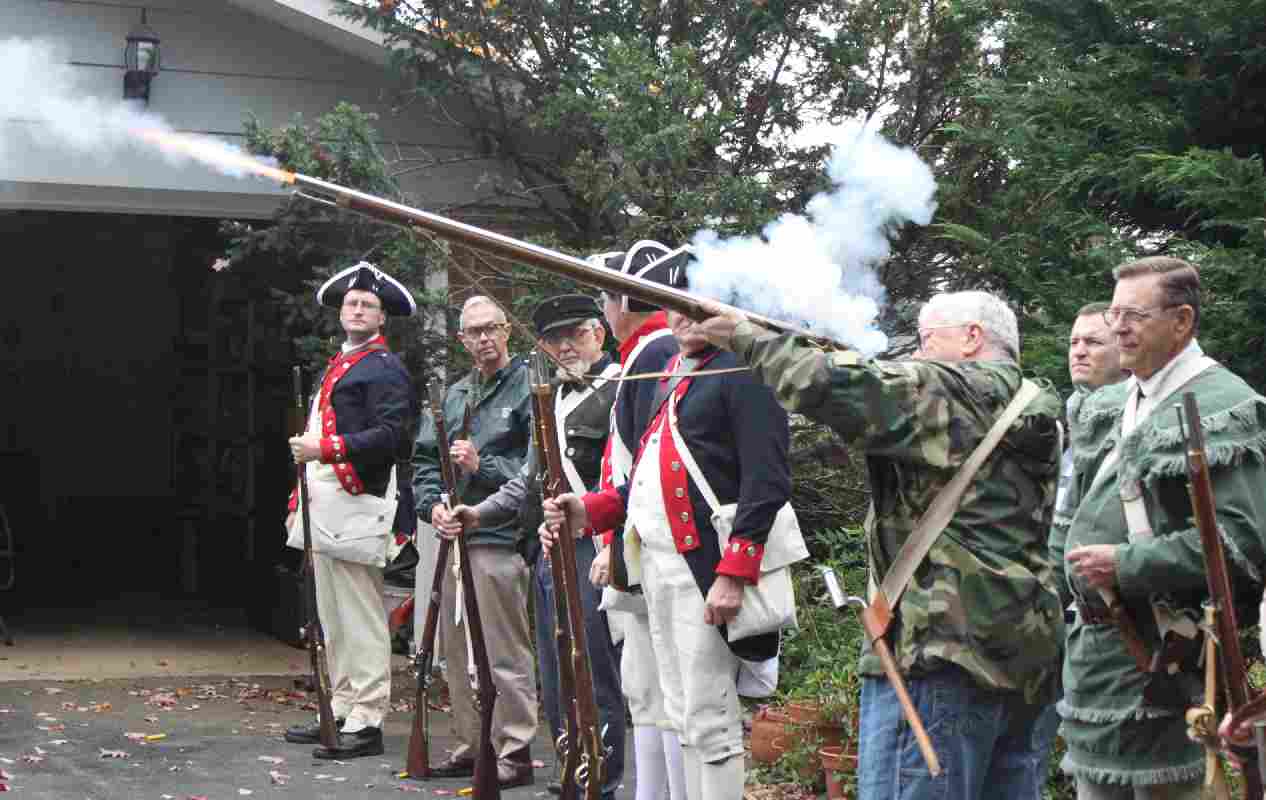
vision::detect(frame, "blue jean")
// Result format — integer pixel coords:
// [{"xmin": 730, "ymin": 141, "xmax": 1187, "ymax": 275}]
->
[
  {"xmin": 533, "ymin": 538, "xmax": 625, "ymax": 797},
  {"xmin": 858, "ymin": 665, "xmax": 1059, "ymax": 800}
]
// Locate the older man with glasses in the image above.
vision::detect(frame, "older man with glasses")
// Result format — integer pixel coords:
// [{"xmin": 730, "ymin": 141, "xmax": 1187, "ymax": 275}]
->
[
  {"xmin": 412, "ymin": 295, "xmax": 539, "ymax": 789},
  {"xmin": 1051, "ymin": 257, "xmax": 1266, "ymax": 800},
  {"xmin": 440, "ymin": 293, "xmax": 627, "ymax": 798}
]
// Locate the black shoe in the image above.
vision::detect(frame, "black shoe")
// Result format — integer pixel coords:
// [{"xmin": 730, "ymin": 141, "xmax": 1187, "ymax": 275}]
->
[
  {"xmin": 429, "ymin": 755, "xmax": 475, "ymax": 778},
  {"xmin": 546, "ymin": 780, "xmax": 562, "ymax": 795},
  {"xmin": 283, "ymin": 718, "xmax": 344, "ymax": 744},
  {"xmin": 497, "ymin": 758, "xmax": 534, "ymax": 789},
  {"xmin": 312, "ymin": 727, "xmax": 384, "ymax": 760}
]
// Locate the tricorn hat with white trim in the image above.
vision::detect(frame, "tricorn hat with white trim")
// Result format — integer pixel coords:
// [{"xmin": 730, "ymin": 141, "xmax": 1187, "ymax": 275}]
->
[
  {"xmin": 647, "ymin": 244, "xmax": 695, "ymax": 292},
  {"xmin": 588, "ymin": 240, "xmax": 672, "ymax": 313},
  {"xmin": 315, "ymin": 261, "xmax": 417, "ymax": 317}
]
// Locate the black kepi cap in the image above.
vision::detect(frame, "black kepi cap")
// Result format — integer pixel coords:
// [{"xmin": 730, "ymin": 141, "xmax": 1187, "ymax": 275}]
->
[
  {"xmin": 315, "ymin": 261, "xmax": 417, "ymax": 317},
  {"xmin": 532, "ymin": 293, "xmax": 602, "ymax": 336}
]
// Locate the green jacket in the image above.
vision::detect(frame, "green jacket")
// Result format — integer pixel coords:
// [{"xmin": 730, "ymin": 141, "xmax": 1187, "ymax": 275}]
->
[
  {"xmin": 412, "ymin": 358, "xmax": 532, "ymax": 548},
  {"xmin": 1051, "ymin": 358, "xmax": 1266, "ymax": 786},
  {"xmin": 732, "ymin": 323, "xmax": 1064, "ymax": 704}
]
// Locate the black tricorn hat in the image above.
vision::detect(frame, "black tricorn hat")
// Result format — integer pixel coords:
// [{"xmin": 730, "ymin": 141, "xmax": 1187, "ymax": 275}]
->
[
  {"xmin": 646, "ymin": 244, "xmax": 696, "ymax": 291},
  {"xmin": 592, "ymin": 240, "xmax": 672, "ymax": 313},
  {"xmin": 316, "ymin": 261, "xmax": 417, "ymax": 317},
  {"xmin": 532, "ymin": 293, "xmax": 603, "ymax": 336}
]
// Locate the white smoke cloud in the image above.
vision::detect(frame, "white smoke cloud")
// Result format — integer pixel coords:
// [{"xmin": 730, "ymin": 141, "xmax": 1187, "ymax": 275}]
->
[
  {"xmin": 687, "ymin": 124, "xmax": 937, "ymax": 355},
  {"xmin": 0, "ymin": 38, "xmax": 273, "ymax": 178}
]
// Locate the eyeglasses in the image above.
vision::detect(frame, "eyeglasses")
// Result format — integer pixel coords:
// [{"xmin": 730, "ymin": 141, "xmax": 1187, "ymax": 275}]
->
[
  {"xmin": 460, "ymin": 322, "xmax": 509, "ymax": 340},
  {"xmin": 540, "ymin": 324, "xmax": 596, "ymax": 346},
  {"xmin": 342, "ymin": 298, "xmax": 382, "ymax": 312},
  {"xmin": 917, "ymin": 321, "xmax": 975, "ymax": 348},
  {"xmin": 1102, "ymin": 304, "xmax": 1180, "ymax": 327}
]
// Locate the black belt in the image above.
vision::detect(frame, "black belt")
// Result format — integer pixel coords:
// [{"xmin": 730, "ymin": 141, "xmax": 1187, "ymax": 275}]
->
[{"xmin": 1075, "ymin": 598, "xmax": 1111, "ymax": 625}]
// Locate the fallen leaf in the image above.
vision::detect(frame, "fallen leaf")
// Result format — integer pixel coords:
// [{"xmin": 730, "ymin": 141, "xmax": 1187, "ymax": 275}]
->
[
  {"xmin": 42, "ymin": 687, "xmax": 65, "ymax": 695},
  {"xmin": 145, "ymin": 734, "xmax": 166, "ymax": 742},
  {"xmin": 0, "ymin": 782, "xmax": 9, "ymax": 792},
  {"xmin": 0, "ymin": 770, "xmax": 9, "ymax": 780},
  {"xmin": 144, "ymin": 716, "xmax": 160, "ymax": 725},
  {"xmin": 257, "ymin": 755, "xmax": 284, "ymax": 765},
  {"xmin": 531, "ymin": 759, "xmax": 546, "ymax": 768},
  {"xmin": 124, "ymin": 733, "xmax": 147, "ymax": 743},
  {"xmin": 99, "ymin": 748, "xmax": 130, "ymax": 759},
  {"xmin": 46, "ymin": 739, "xmax": 69, "ymax": 746},
  {"xmin": 238, "ymin": 790, "xmax": 253, "ymax": 796},
  {"xmin": 269, "ymin": 769, "xmax": 290, "ymax": 785},
  {"xmin": 19, "ymin": 754, "xmax": 42, "ymax": 764},
  {"xmin": 33, "ymin": 747, "xmax": 46, "ymax": 756}
]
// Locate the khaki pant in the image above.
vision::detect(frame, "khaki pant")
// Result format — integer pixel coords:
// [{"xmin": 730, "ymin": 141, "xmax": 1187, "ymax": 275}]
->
[
  {"xmin": 312, "ymin": 552, "xmax": 391, "ymax": 731},
  {"xmin": 440, "ymin": 543, "xmax": 538, "ymax": 760}
]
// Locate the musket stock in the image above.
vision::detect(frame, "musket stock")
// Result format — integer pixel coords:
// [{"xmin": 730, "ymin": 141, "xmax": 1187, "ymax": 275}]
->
[
  {"xmin": 288, "ymin": 173, "xmax": 835, "ymax": 348},
  {"xmin": 292, "ymin": 366, "xmax": 339, "ymax": 750},
  {"xmin": 423, "ymin": 384, "xmax": 500, "ymax": 799},
  {"xmin": 530, "ymin": 353, "xmax": 607, "ymax": 799},
  {"xmin": 1180, "ymin": 393, "xmax": 1262, "ymax": 800}
]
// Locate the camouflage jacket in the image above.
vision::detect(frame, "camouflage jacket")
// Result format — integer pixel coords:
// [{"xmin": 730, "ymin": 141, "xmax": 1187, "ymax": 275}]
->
[
  {"xmin": 1050, "ymin": 357, "xmax": 1266, "ymax": 785},
  {"xmin": 731, "ymin": 323, "xmax": 1065, "ymax": 703}
]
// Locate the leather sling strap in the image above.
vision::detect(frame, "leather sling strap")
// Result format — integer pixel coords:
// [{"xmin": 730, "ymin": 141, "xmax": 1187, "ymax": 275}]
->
[{"xmin": 865, "ymin": 379, "xmax": 1042, "ymax": 638}]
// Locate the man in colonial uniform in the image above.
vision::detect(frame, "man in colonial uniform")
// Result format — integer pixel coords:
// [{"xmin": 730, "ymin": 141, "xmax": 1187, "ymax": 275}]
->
[
  {"xmin": 412, "ymin": 296, "xmax": 538, "ymax": 788},
  {"xmin": 592, "ymin": 241, "xmax": 692, "ymax": 800},
  {"xmin": 694, "ymin": 289, "xmax": 1066, "ymax": 800},
  {"xmin": 542, "ymin": 249, "xmax": 801, "ymax": 800},
  {"xmin": 283, "ymin": 261, "xmax": 417, "ymax": 759},
  {"xmin": 1053, "ymin": 257, "xmax": 1266, "ymax": 799},
  {"xmin": 438, "ymin": 292, "xmax": 625, "ymax": 798}
]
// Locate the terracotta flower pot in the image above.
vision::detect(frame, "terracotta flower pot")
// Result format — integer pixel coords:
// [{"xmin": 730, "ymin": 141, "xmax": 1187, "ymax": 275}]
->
[
  {"xmin": 749, "ymin": 706, "xmax": 795, "ymax": 764},
  {"xmin": 820, "ymin": 745, "xmax": 859, "ymax": 800},
  {"xmin": 786, "ymin": 700, "xmax": 848, "ymax": 750}
]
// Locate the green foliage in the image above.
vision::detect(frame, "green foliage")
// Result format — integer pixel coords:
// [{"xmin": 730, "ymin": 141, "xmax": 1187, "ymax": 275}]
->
[{"xmin": 218, "ymin": 102, "xmax": 452, "ymax": 383}]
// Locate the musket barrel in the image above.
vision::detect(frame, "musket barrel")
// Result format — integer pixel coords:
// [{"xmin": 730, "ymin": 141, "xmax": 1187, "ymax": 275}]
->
[{"xmin": 290, "ymin": 173, "xmax": 829, "ymax": 344}]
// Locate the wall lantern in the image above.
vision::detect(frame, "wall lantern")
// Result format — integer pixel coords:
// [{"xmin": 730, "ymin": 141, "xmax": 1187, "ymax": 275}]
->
[{"xmin": 123, "ymin": 9, "xmax": 161, "ymax": 103}]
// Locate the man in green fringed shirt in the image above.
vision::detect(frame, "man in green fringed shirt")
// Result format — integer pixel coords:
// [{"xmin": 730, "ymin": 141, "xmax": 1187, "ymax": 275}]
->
[
  {"xmin": 696, "ymin": 290, "xmax": 1066, "ymax": 800},
  {"xmin": 1051, "ymin": 256, "xmax": 1266, "ymax": 799}
]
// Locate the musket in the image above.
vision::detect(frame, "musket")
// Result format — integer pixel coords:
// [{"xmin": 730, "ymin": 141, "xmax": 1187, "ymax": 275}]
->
[
  {"xmin": 530, "ymin": 352, "xmax": 607, "ymax": 799},
  {"xmin": 405, "ymin": 396, "xmax": 470, "ymax": 780},
  {"xmin": 528, "ymin": 355, "xmax": 581, "ymax": 800},
  {"xmin": 819, "ymin": 567, "xmax": 942, "ymax": 777},
  {"xmin": 292, "ymin": 366, "xmax": 339, "ymax": 750},
  {"xmin": 282, "ymin": 172, "xmax": 835, "ymax": 347},
  {"xmin": 425, "ymin": 384, "xmax": 500, "ymax": 799},
  {"xmin": 1178, "ymin": 393, "xmax": 1263, "ymax": 800}
]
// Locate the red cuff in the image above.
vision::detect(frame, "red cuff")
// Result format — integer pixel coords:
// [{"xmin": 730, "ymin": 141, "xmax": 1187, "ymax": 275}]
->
[
  {"xmin": 287, "ymin": 488, "xmax": 298, "ymax": 513},
  {"xmin": 582, "ymin": 489, "xmax": 627, "ymax": 534},
  {"xmin": 716, "ymin": 537, "xmax": 764, "ymax": 585},
  {"xmin": 600, "ymin": 530, "xmax": 614, "ymax": 547},
  {"xmin": 319, "ymin": 435, "xmax": 348, "ymax": 464}
]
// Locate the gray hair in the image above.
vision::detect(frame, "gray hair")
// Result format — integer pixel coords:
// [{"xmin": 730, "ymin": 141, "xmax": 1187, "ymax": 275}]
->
[
  {"xmin": 459, "ymin": 295, "xmax": 507, "ymax": 328},
  {"xmin": 919, "ymin": 291, "xmax": 1019, "ymax": 361}
]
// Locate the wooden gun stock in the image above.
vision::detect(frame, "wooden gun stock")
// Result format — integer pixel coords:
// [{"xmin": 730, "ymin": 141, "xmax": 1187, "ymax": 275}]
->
[
  {"xmin": 531, "ymin": 353, "xmax": 607, "ymax": 799},
  {"xmin": 1180, "ymin": 392, "xmax": 1262, "ymax": 800},
  {"xmin": 529, "ymin": 366, "xmax": 581, "ymax": 800},
  {"xmin": 292, "ymin": 366, "xmax": 339, "ymax": 750}
]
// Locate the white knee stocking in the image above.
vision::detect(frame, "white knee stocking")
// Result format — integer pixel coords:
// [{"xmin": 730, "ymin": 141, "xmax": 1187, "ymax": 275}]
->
[
  {"xmin": 682, "ymin": 745, "xmax": 703, "ymax": 800},
  {"xmin": 633, "ymin": 725, "xmax": 669, "ymax": 800},
  {"xmin": 662, "ymin": 730, "xmax": 687, "ymax": 800}
]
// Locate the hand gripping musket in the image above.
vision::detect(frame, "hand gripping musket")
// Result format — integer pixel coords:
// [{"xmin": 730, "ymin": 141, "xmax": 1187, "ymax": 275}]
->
[
  {"xmin": 1176, "ymin": 393, "xmax": 1264, "ymax": 800},
  {"xmin": 423, "ymin": 384, "xmax": 500, "ymax": 799},
  {"xmin": 531, "ymin": 353, "xmax": 608, "ymax": 799},
  {"xmin": 283, "ymin": 172, "xmax": 836, "ymax": 348},
  {"xmin": 405, "ymin": 392, "xmax": 470, "ymax": 781},
  {"xmin": 292, "ymin": 366, "xmax": 339, "ymax": 750},
  {"xmin": 819, "ymin": 567, "xmax": 942, "ymax": 777}
]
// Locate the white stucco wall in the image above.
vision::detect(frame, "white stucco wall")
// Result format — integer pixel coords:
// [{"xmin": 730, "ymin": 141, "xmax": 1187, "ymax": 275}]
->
[{"xmin": 0, "ymin": 0, "xmax": 504, "ymax": 219}]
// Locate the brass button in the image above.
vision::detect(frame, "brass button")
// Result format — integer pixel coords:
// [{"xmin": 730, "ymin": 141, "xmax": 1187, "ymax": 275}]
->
[
  {"xmin": 671, "ymin": 462, "xmax": 681, "ymax": 472},
  {"xmin": 679, "ymin": 512, "xmax": 689, "ymax": 522},
  {"xmin": 746, "ymin": 546, "xmax": 757, "ymax": 557},
  {"xmin": 566, "ymin": 447, "xmax": 575, "ymax": 457},
  {"xmin": 683, "ymin": 535, "xmax": 694, "ymax": 546},
  {"xmin": 675, "ymin": 488, "xmax": 685, "ymax": 498}
]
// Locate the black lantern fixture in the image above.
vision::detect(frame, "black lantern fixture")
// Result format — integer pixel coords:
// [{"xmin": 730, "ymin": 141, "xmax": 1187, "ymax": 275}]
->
[{"xmin": 123, "ymin": 9, "xmax": 161, "ymax": 103}]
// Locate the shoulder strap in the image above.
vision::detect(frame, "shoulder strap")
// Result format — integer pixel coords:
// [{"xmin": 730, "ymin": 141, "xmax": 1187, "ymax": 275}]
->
[{"xmin": 874, "ymin": 379, "xmax": 1043, "ymax": 626}]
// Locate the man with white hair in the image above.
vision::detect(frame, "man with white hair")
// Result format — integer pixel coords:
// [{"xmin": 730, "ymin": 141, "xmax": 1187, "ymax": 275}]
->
[
  {"xmin": 694, "ymin": 289, "xmax": 1066, "ymax": 800},
  {"xmin": 412, "ymin": 295, "xmax": 538, "ymax": 788}
]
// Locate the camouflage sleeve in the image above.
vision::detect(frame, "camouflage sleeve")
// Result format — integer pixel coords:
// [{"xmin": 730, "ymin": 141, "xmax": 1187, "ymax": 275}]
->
[{"xmin": 731, "ymin": 321, "xmax": 925, "ymax": 455}]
